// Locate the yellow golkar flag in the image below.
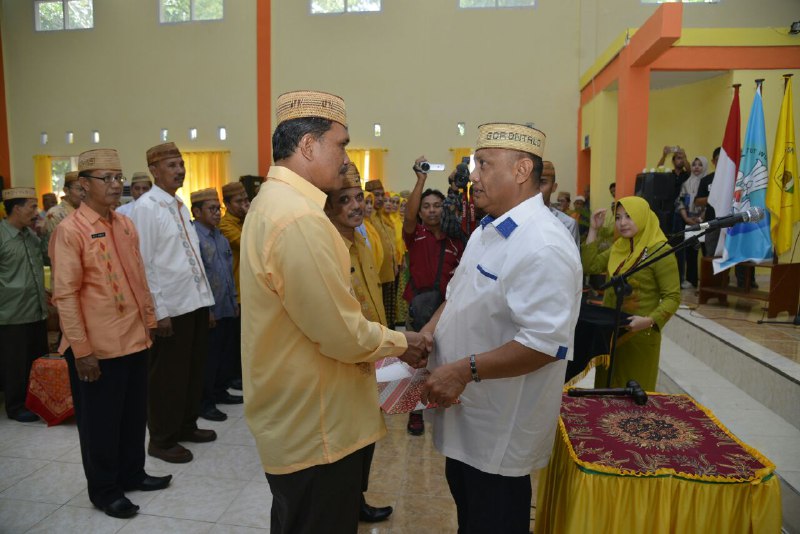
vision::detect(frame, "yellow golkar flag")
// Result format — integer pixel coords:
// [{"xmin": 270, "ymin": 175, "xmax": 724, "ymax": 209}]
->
[{"xmin": 767, "ymin": 75, "xmax": 800, "ymax": 255}]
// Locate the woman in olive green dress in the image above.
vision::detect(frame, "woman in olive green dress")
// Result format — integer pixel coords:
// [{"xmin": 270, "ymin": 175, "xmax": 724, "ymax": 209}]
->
[{"xmin": 581, "ymin": 196, "xmax": 681, "ymax": 391}]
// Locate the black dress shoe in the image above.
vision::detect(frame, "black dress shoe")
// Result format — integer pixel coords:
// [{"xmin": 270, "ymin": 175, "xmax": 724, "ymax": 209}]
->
[
  {"xmin": 100, "ymin": 496, "xmax": 139, "ymax": 519},
  {"xmin": 359, "ymin": 500, "xmax": 393, "ymax": 523},
  {"xmin": 217, "ymin": 393, "xmax": 243, "ymax": 405},
  {"xmin": 10, "ymin": 409, "xmax": 39, "ymax": 423},
  {"xmin": 228, "ymin": 378, "xmax": 243, "ymax": 391},
  {"xmin": 200, "ymin": 407, "xmax": 228, "ymax": 421},
  {"xmin": 126, "ymin": 474, "xmax": 172, "ymax": 492},
  {"xmin": 178, "ymin": 428, "xmax": 217, "ymax": 443}
]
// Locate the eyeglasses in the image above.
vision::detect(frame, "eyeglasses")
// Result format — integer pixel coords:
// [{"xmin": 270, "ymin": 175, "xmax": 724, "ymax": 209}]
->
[
  {"xmin": 86, "ymin": 174, "xmax": 125, "ymax": 185},
  {"xmin": 204, "ymin": 205, "xmax": 221, "ymax": 213}
]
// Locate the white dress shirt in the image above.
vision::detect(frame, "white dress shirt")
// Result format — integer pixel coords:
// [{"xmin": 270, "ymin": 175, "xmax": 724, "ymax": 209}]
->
[
  {"xmin": 550, "ymin": 205, "xmax": 580, "ymax": 246},
  {"xmin": 427, "ymin": 193, "xmax": 582, "ymax": 476},
  {"xmin": 115, "ymin": 199, "xmax": 135, "ymax": 218},
  {"xmin": 130, "ymin": 185, "xmax": 214, "ymax": 320}
]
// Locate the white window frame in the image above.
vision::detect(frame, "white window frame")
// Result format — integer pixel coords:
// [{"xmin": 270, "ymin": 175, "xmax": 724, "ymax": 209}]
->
[
  {"xmin": 159, "ymin": 0, "xmax": 225, "ymax": 24},
  {"xmin": 34, "ymin": 0, "xmax": 94, "ymax": 32},
  {"xmin": 310, "ymin": 0, "xmax": 382, "ymax": 15},
  {"xmin": 458, "ymin": 0, "xmax": 536, "ymax": 9}
]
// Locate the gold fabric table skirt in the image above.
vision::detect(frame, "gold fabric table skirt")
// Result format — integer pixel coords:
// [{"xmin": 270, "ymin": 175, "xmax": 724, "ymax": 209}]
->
[{"xmin": 534, "ymin": 393, "xmax": 781, "ymax": 534}]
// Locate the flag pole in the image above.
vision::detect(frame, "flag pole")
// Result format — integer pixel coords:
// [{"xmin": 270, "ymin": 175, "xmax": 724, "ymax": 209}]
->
[{"xmin": 759, "ymin": 73, "xmax": 800, "ymax": 325}]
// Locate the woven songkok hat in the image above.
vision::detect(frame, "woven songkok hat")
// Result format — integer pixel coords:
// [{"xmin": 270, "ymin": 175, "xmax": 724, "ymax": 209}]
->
[
  {"xmin": 190, "ymin": 188, "xmax": 219, "ymax": 205},
  {"xmin": 342, "ymin": 163, "xmax": 361, "ymax": 189},
  {"xmin": 364, "ymin": 179, "xmax": 384, "ymax": 192},
  {"xmin": 476, "ymin": 123, "xmax": 545, "ymax": 158},
  {"xmin": 2, "ymin": 187, "xmax": 36, "ymax": 201},
  {"xmin": 542, "ymin": 160, "xmax": 555, "ymax": 177},
  {"xmin": 79, "ymin": 149, "xmax": 122, "ymax": 172},
  {"xmin": 131, "ymin": 172, "xmax": 151, "ymax": 184},
  {"xmin": 222, "ymin": 182, "xmax": 246, "ymax": 200},
  {"xmin": 64, "ymin": 171, "xmax": 80, "ymax": 185},
  {"xmin": 275, "ymin": 90, "xmax": 347, "ymax": 127},
  {"xmin": 146, "ymin": 142, "xmax": 182, "ymax": 166}
]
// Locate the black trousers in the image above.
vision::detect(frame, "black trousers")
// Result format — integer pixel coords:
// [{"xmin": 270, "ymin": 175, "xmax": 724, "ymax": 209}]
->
[
  {"xmin": 266, "ymin": 445, "xmax": 370, "ymax": 534},
  {"xmin": 66, "ymin": 348, "xmax": 148, "ymax": 508},
  {"xmin": 445, "ymin": 457, "xmax": 532, "ymax": 534},
  {"xmin": 202, "ymin": 316, "xmax": 236, "ymax": 410},
  {"xmin": 148, "ymin": 308, "xmax": 209, "ymax": 448},
  {"xmin": 0, "ymin": 320, "xmax": 48, "ymax": 417},
  {"xmin": 228, "ymin": 316, "xmax": 242, "ymax": 383}
]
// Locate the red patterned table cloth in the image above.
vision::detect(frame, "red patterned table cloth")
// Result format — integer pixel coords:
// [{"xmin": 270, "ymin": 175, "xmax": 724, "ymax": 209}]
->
[
  {"xmin": 25, "ymin": 356, "xmax": 74, "ymax": 426},
  {"xmin": 534, "ymin": 393, "xmax": 781, "ymax": 534}
]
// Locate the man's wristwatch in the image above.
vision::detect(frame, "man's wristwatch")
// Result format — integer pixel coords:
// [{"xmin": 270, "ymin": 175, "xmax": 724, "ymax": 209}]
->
[{"xmin": 469, "ymin": 354, "xmax": 480, "ymax": 383}]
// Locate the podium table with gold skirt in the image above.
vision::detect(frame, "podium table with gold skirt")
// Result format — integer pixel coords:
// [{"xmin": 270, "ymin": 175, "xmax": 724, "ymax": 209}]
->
[{"xmin": 535, "ymin": 393, "xmax": 781, "ymax": 534}]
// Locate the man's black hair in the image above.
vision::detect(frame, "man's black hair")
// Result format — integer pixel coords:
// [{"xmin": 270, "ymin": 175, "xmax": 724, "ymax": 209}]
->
[
  {"xmin": 272, "ymin": 117, "xmax": 334, "ymax": 162},
  {"xmin": 712, "ymin": 147, "xmax": 721, "ymax": 160},
  {"xmin": 421, "ymin": 189, "xmax": 445, "ymax": 203},
  {"xmin": 4, "ymin": 198, "xmax": 29, "ymax": 216}
]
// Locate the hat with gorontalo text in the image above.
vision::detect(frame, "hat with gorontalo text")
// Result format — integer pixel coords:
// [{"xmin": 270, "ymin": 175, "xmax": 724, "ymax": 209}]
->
[
  {"xmin": 64, "ymin": 171, "xmax": 80, "ymax": 185},
  {"xmin": 476, "ymin": 123, "xmax": 545, "ymax": 158},
  {"xmin": 2, "ymin": 187, "xmax": 37, "ymax": 201},
  {"xmin": 190, "ymin": 188, "xmax": 219, "ymax": 206},
  {"xmin": 79, "ymin": 149, "xmax": 122, "ymax": 172},
  {"xmin": 275, "ymin": 90, "xmax": 347, "ymax": 127},
  {"xmin": 146, "ymin": 142, "xmax": 182, "ymax": 166},
  {"xmin": 342, "ymin": 163, "xmax": 362, "ymax": 189},
  {"xmin": 131, "ymin": 172, "xmax": 151, "ymax": 184},
  {"xmin": 364, "ymin": 179, "xmax": 384, "ymax": 192},
  {"xmin": 222, "ymin": 182, "xmax": 247, "ymax": 200}
]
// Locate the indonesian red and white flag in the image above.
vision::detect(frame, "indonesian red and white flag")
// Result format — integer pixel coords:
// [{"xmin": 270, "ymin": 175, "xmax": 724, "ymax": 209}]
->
[{"xmin": 708, "ymin": 85, "xmax": 741, "ymax": 263}]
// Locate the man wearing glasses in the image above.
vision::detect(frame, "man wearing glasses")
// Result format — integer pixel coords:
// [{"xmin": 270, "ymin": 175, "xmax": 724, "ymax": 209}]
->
[
  {"xmin": 43, "ymin": 170, "xmax": 85, "ymax": 265},
  {"xmin": 131, "ymin": 142, "xmax": 216, "ymax": 464},
  {"xmin": 190, "ymin": 188, "xmax": 241, "ymax": 423},
  {"xmin": 50, "ymin": 149, "xmax": 171, "ymax": 519}
]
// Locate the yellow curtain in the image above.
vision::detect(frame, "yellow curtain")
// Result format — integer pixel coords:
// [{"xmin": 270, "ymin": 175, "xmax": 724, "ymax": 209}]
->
[
  {"xmin": 450, "ymin": 147, "xmax": 472, "ymax": 168},
  {"xmin": 177, "ymin": 151, "xmax": 230, "ymax": 202},
  {"xmin": 346, "ymin": 149, "xmax": 368, "ymax": 186},
  {"xmin": 345, "ymin": 149, "xmax": 387, "ymax": 186},
  {"xmin": 33, "ymin": 155, "xmax": 53, "ymax": 199},
  {"xmin": 367, "ymin": 149, "xmax": 387, "ymax": 182}
]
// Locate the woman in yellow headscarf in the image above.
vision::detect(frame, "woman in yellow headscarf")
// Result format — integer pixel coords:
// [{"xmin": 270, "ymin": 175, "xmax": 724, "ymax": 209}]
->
[
  {"xmin": 362, "ymin": 191, "xmax": 384, "ymax": 274},
  {"xmin": 581, "ymin": 196, "xmax": 680, "ymax": 390}
]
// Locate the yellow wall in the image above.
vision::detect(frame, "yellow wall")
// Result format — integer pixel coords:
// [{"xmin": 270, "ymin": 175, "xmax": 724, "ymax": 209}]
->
[
  {"xmin": 272, "ymin": 0, "xmax": 584, "ymax": 193},
  {"xmin": 1, "ymin": 0, "xmax": 258, "ymax": 185},
  {"xmin": 2, "ymin": 0, "xmax": 797, "ymax": 198},
  {"xmin": 647, "ymin": 70, "xmax": 800, "ymax": 172},
  {"xmin": 581, "ymin": 89, "xmax": 618, "ymax": 210}
]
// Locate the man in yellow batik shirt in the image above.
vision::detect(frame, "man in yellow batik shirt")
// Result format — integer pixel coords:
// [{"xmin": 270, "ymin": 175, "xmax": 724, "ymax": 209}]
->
[
  {"xmin": 240, "ymin": 90, "xmax": 430, "ymax": 534},
  {"xmin": 324, "ymin": 162, "xmax": 394, "ymax": 524},
  {"xmin": 218, "ymin": 181, "xmax": 250, "ymax": 391},
  {"xmin": 364, "ymin": 178, "xmax": 397, "ymax": 326}
]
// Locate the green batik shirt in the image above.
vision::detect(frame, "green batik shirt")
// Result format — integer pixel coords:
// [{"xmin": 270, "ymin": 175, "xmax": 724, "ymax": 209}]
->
[{"xmin": 0, "ymin": 220, "xmax": 48, "ymax": 325}]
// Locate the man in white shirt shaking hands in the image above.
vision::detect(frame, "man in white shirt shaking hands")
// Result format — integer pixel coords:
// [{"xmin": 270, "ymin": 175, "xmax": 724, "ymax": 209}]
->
[{"xmin": 421, "ymin": 122, "xmax": 582, "ymax": 534}]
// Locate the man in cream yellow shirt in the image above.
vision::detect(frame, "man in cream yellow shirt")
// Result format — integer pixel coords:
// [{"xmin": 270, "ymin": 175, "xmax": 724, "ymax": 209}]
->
[{"xmin": 240, "ymin": 90, "xmax": 429, "ymax": 534}]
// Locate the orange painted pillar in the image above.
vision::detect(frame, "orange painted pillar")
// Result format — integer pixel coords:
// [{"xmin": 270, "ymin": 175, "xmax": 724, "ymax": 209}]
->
[
  {"xmin": 256, "ymin": 0, "xmax": 272, "ymax": 175},
  {"xmin": 615, "ymin": 49, "xmax": 651, "ymax": 198}
]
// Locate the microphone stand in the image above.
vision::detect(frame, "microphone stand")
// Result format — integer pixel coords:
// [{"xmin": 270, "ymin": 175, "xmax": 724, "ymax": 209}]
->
[{"xmin": 597, "ymin": 227, "xmax": 710, "ymax": 387}]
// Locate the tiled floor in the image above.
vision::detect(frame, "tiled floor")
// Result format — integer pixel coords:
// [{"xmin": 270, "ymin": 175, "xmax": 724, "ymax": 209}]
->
[{"xmin": 0, "ymin": 398, "xmax": 485, "ymax": 533}]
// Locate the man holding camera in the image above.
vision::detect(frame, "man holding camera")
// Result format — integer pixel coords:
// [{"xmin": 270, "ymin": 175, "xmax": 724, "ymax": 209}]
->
[{"xmin": 420, "ymin": 123, "xmax": 582, "ymax": 533}]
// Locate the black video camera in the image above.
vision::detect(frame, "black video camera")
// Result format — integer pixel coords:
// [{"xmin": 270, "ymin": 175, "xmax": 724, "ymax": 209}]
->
[{"xmin": 453, "ymin": 156, "xmax": 471, "ymax": 190}]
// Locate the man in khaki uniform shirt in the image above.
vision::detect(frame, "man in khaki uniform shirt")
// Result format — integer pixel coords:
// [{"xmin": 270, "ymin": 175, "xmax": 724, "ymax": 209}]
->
[{"xmin": 240, "ymin": 90, "xmax": 430, "ymax": 534}]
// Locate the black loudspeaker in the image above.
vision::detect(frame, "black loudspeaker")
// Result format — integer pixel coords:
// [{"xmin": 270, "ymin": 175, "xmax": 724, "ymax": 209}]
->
[
  {"xmin": 0, "ymin": 175, "xmax": 5, "ymax": 195},
  {"xmin": 239, "ymin": 175, "xmax": 264, "ymax": 201},
  {"xmin": 634, "ymin": 172, "xmax": 677, "ymax": 236}
]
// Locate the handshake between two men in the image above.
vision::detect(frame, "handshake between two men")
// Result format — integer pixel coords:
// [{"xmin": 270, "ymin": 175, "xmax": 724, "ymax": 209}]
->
[{"xmin": 396, "ymin": 331, "xmax": 433, "ymax": 369}]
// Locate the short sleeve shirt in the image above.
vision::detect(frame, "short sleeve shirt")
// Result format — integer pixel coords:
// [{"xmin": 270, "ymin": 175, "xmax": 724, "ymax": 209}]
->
[{"xmin": 427, "ymin": 194, "xmax": 583, "ymax": 476}]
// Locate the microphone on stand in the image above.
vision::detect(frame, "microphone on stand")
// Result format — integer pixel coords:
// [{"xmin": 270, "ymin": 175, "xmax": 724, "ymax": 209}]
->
[{"xmin": 684, "ymin": 207, "xmax": 765, "ymax": 232}]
